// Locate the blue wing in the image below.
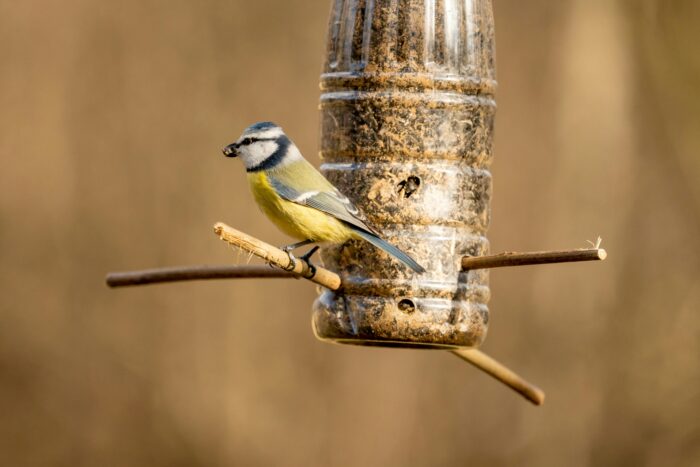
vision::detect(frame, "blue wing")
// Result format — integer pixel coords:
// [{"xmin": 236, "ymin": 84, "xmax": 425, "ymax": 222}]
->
[
  {"xmin": 267, "ymin": 170, "xmax": 425, "ymax": 273},
  {"xmin": 267, "ymin": 173, "xmax": 377, "ymax": 235}
]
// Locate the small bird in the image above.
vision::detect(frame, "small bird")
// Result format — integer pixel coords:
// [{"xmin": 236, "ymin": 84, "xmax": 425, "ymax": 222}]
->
[{"xmin": 222, "ymin": 121, "xmax": 425, "ymax": 273}]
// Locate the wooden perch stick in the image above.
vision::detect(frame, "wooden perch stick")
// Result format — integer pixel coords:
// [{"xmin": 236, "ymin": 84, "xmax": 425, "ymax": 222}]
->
[
  {"xmin": 213, "ymin": 222, "xmax": 342, "ymax": 290},
  {"xmin": 212, "ymin": 222, "xmax": 544, "ymax": 405},
  {"xmin": 106, "ymin": 265, "xmax": 294, "ymax": 287},
  {"xmin": 462, "ymin": 248, "xmax": 607, "ymax": 271},
  {"xmin": 452, "ymin": 349, "xmax": 545, "ymax": 405}
]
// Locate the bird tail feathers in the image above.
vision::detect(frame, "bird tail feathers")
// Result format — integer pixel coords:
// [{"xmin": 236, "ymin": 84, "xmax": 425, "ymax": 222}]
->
[{"xmin": 349, "ymin": 227, "xmax": 426, "ymax": 273}]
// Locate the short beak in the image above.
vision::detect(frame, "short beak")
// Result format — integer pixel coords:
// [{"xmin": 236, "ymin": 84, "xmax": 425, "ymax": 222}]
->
[{"xmin": 222, "ymin": 143, "xmax": 238, "ymax": 157}]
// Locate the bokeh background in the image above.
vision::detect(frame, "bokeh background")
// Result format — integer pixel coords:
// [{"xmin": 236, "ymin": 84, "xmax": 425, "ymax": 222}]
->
[{"xmin": 2, "ymin": 0, "xmax": 699, "ymax": 465}]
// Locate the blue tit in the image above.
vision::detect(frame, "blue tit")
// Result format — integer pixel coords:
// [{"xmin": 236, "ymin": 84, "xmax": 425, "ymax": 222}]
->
[{"xmin": 222, "ymin": 121, "xmax": 425, "ymax": 273}]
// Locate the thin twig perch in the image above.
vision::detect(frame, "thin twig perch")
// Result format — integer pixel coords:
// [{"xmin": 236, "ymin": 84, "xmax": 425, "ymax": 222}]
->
[
  {"xmin": 107, "ymin": 246, "xmax": 607, "ymax": 288},
  {"xmin": 106, "ymin": 265, "xmax": 294, "ymax": 287},
  {"xmin": 462, "ymin": 248, "xmax": 606, "ymax": 270},
  {"xmin": 210, "ymin": 222, "xmax": 544, "ymax": 405}
]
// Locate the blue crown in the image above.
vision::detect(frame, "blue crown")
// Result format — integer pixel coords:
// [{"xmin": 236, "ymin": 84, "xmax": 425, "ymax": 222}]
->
[{"xmin": 246, "ymin": 121, "xmax": 279, "ymax": 131}]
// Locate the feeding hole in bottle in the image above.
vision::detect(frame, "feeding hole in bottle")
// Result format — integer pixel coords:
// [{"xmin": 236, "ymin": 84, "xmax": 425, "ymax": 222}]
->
[
  {"xmin": 397, "ymin": 176, "xmax": 421, "ymax": 198},
  {"xmin": 397, "ymin": 298, "xmax": 416, "ymax": 314}
]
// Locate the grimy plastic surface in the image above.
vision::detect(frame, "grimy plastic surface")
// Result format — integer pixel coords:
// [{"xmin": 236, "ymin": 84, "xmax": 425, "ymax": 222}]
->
[{"xmin": 312, "ymin": 0, "xmax": 496, "ymax": 348}]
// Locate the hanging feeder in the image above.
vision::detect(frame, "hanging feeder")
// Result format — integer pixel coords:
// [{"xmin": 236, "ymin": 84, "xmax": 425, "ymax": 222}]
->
[
  {"xmin": 313, "ymin": 0, "xmax": 496, "ymax": 349},
  {"xmin": 106, "ymin": 0, "xmax": 606, "ymax": 406}
]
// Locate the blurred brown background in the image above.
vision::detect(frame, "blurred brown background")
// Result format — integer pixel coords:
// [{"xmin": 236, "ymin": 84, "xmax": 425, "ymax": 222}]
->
[{"xmin": 1, "ymin": 0, "xmax": 699, "ymax": 465}]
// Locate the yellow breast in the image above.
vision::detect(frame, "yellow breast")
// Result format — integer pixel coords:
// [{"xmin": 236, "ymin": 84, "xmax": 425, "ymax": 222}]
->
[{"xmin": 247, "ymin": 171, "xmax": 353, "ymax": 243}]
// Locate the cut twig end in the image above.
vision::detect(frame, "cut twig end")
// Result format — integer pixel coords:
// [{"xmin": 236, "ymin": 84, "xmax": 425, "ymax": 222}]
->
[
  {"xmin": 213, "ymin": 222, "xmax": 225, "ymax": 236},
  {"xmin": 597, "ymin": 248, "xmax": 607, "ymax": 261}
]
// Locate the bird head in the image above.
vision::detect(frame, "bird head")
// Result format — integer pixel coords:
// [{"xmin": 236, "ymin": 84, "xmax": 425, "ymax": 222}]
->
[{"xmin": 223, "ymin": 121, "xmax": 297, "ymax": 171}]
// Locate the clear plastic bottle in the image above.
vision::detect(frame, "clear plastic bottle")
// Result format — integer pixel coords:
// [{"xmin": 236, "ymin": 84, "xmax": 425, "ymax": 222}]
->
[{"xmin": 313, "ymin": 0, "xmax": 496, "ymax": 348}]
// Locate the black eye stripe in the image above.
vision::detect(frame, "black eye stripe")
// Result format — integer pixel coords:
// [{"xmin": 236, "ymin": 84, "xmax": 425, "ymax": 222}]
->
[{"xmin": 238, "ymin": 136, "xmax": 277, "ymax": 147}]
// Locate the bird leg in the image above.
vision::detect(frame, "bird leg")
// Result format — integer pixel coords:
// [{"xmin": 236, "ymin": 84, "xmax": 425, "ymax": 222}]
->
[
  {"xmin": 281, "ymin": 239, "xmax": 315, "ymax": 252},
  {"xmin": 279, "ymin": 239, "xmax": 314, "ymax": 271}
]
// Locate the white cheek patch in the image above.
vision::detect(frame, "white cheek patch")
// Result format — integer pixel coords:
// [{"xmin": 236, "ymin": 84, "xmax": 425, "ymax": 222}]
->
[{"xmin": 241, "ymin": 141, "xmax": 278, "ymax": 169}]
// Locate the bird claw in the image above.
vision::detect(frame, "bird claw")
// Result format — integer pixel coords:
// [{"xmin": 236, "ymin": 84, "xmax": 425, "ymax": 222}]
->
[
  {"xmin": 281, "ymin": 251, "xmax": 298, "ymax": 271},
  {"xmin": 279, "ymin": 242, "xmax": 317, "ymax": 274},
  {"xmin": 305, "ymin": 263, "xmax": 317, "ymax": 279},
  {"xmin": 299, "ymin": 246, "xmax": 319, "ymax": 278}
]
